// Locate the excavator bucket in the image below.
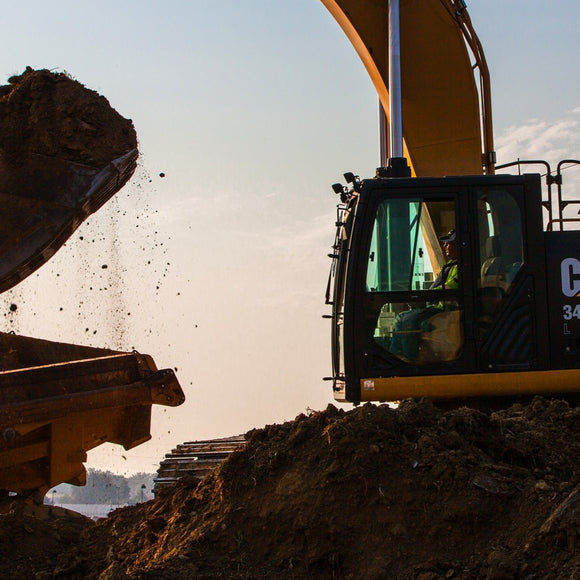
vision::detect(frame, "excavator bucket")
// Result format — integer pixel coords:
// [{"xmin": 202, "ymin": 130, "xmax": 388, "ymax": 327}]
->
[
  {"xmin": 0, "ymin": 332, "xmax": 184, "ymax": 497},
  {"xmin": 0, "ymin": 67, "xmax": 140, "ymax": 293},
  {"xmin": 0, "ymin": 148, "xmax": 137, "ymax": 293}
]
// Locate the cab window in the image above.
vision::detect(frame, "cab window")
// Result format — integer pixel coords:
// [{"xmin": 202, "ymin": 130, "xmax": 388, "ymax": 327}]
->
[
  {"xmin": 477, "ymin": 189, "xmax": 524, "ymax": 334},
  {"xmin": 366, "ymin": 197, "xmax": 463, "ymax": 365}
]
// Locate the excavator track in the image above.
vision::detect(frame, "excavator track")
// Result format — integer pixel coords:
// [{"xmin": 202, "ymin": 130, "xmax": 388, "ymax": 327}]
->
[{"xmin": 154, "ymin": 435, "xmax": 246, "ymax": 494}]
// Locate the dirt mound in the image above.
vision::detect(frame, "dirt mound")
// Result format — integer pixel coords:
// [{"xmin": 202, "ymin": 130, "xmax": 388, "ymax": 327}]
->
[
  {"xmin": 2, "ymin": 397, "xmax": 580, "ymax": 579},
  {"xmin": 0, "ymin": 508, "xmax": 90, "ymax": 579},
  {"xmin": 0, "ymin": 67, "xmax": 136, "ymax": 166}
]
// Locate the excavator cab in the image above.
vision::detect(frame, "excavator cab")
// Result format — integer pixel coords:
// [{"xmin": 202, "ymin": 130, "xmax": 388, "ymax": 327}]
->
[{"xmin": 328, "ymin": 171, "xmax": 580, "ymax": 404}]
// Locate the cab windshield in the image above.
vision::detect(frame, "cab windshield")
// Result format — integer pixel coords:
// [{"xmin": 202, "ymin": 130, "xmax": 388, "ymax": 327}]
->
[{"xmin": 365, "ymin": 198, "xmax": 462, "ymax": 365}]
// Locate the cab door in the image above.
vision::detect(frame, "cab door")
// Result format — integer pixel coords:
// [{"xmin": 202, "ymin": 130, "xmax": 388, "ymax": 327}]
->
[
  {"xmin": 473, "ymin": 176, "xmax": 549, "ymax": 372},
  {"xmin": 343, "ymin": 177, "xmax": 477, "ymax": 402}
]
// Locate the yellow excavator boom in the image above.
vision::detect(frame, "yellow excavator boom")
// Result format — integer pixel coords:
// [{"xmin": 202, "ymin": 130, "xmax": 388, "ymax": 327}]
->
[{"xmin": 320, "ymin": 0, "xmax": 494, "ymax": 176}]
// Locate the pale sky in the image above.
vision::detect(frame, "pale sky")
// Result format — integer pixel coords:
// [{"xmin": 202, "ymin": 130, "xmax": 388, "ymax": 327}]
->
[{"xmin": 1, "ymin": 1, "xmax": 579, "ymax": 475}]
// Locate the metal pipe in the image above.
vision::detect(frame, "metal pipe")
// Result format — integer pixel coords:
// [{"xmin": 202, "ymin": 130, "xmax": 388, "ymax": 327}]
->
[
  {"xmin": 379, "ymin": 100, "xmax": 389, "ymax": 167},
  {"xmin": 452, "ymin": 5, "xmax": 495, "ymax": 174},
  {"xmin": 388, "ymin": 0, "xmax": 404, "ymax": 158},
  {"xmin": 547, "ymin": 218, "xmax": 580, "ymax": 232},
  {"xmin": 495, "ymin": 159, "xmax": 553, "ymax": 226},
  {"xmin": 556, "ymin": 160, "xmax": 580, "ymax": 231}
]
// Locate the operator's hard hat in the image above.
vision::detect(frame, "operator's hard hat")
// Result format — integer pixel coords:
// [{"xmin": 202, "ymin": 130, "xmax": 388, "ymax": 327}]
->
[{"xmin": 439, "ymin": 229, "xmax": 456, "ymax": 242}]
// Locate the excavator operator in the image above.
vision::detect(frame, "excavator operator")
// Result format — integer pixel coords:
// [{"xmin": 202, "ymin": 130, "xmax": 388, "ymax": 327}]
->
[
  {"xmin": 389, "ymin": 230, "xmax": 459, "ymax": 362},
  {"xmin": 432, "ymin": 229, "xmax": 458, "ymax": 290}
]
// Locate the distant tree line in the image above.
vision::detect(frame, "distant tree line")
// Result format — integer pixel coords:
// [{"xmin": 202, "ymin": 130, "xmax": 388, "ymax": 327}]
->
[{"xmin": 50, "ymin": 469, "xmax": 155, "ymax": 505}]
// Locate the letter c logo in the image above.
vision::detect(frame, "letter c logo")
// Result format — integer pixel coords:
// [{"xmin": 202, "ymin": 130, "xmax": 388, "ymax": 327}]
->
[{"xmin": 561, "ymin": 258, "xmax": 580, "ymax": 297}]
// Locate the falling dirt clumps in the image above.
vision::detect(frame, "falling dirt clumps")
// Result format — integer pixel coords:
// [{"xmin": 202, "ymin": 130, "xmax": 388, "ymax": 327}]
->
[
  {"xmin": 2, "ymin": 397, "xmax": 580, "ymax": 579},
  {"xmin": 0, "ymin": 67, "xmax": 136, "ymax": 166}
]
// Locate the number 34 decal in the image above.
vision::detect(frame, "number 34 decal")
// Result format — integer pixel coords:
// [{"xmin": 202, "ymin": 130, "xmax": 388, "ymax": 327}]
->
[{"xmin": 563, "ymin": 304, "xmax": 580, "ymax": 320}]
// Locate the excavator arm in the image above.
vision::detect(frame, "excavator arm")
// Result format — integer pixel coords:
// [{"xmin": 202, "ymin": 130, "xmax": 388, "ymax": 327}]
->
[{"xmin": 320, "ymin": 0, "xmax": 495, "ymax": 176}]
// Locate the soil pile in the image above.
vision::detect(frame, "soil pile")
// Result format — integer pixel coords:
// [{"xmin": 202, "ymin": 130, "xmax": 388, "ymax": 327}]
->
[
  {"xmin": 0, "ymin": 67, "xmax": 136, "ymax": 166},
  {"xmin": 0, "ymin": 508, "xmax": 90, "ymax": 580},
  {"xmin": 2, "ymin": 397, "xmax": 580, "ymax": 579}
]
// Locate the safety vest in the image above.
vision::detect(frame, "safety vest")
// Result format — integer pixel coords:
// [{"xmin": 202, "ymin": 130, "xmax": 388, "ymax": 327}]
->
[{"xmin": 430, "ymin": 260, "xmax": 458, "ymax": 290}]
